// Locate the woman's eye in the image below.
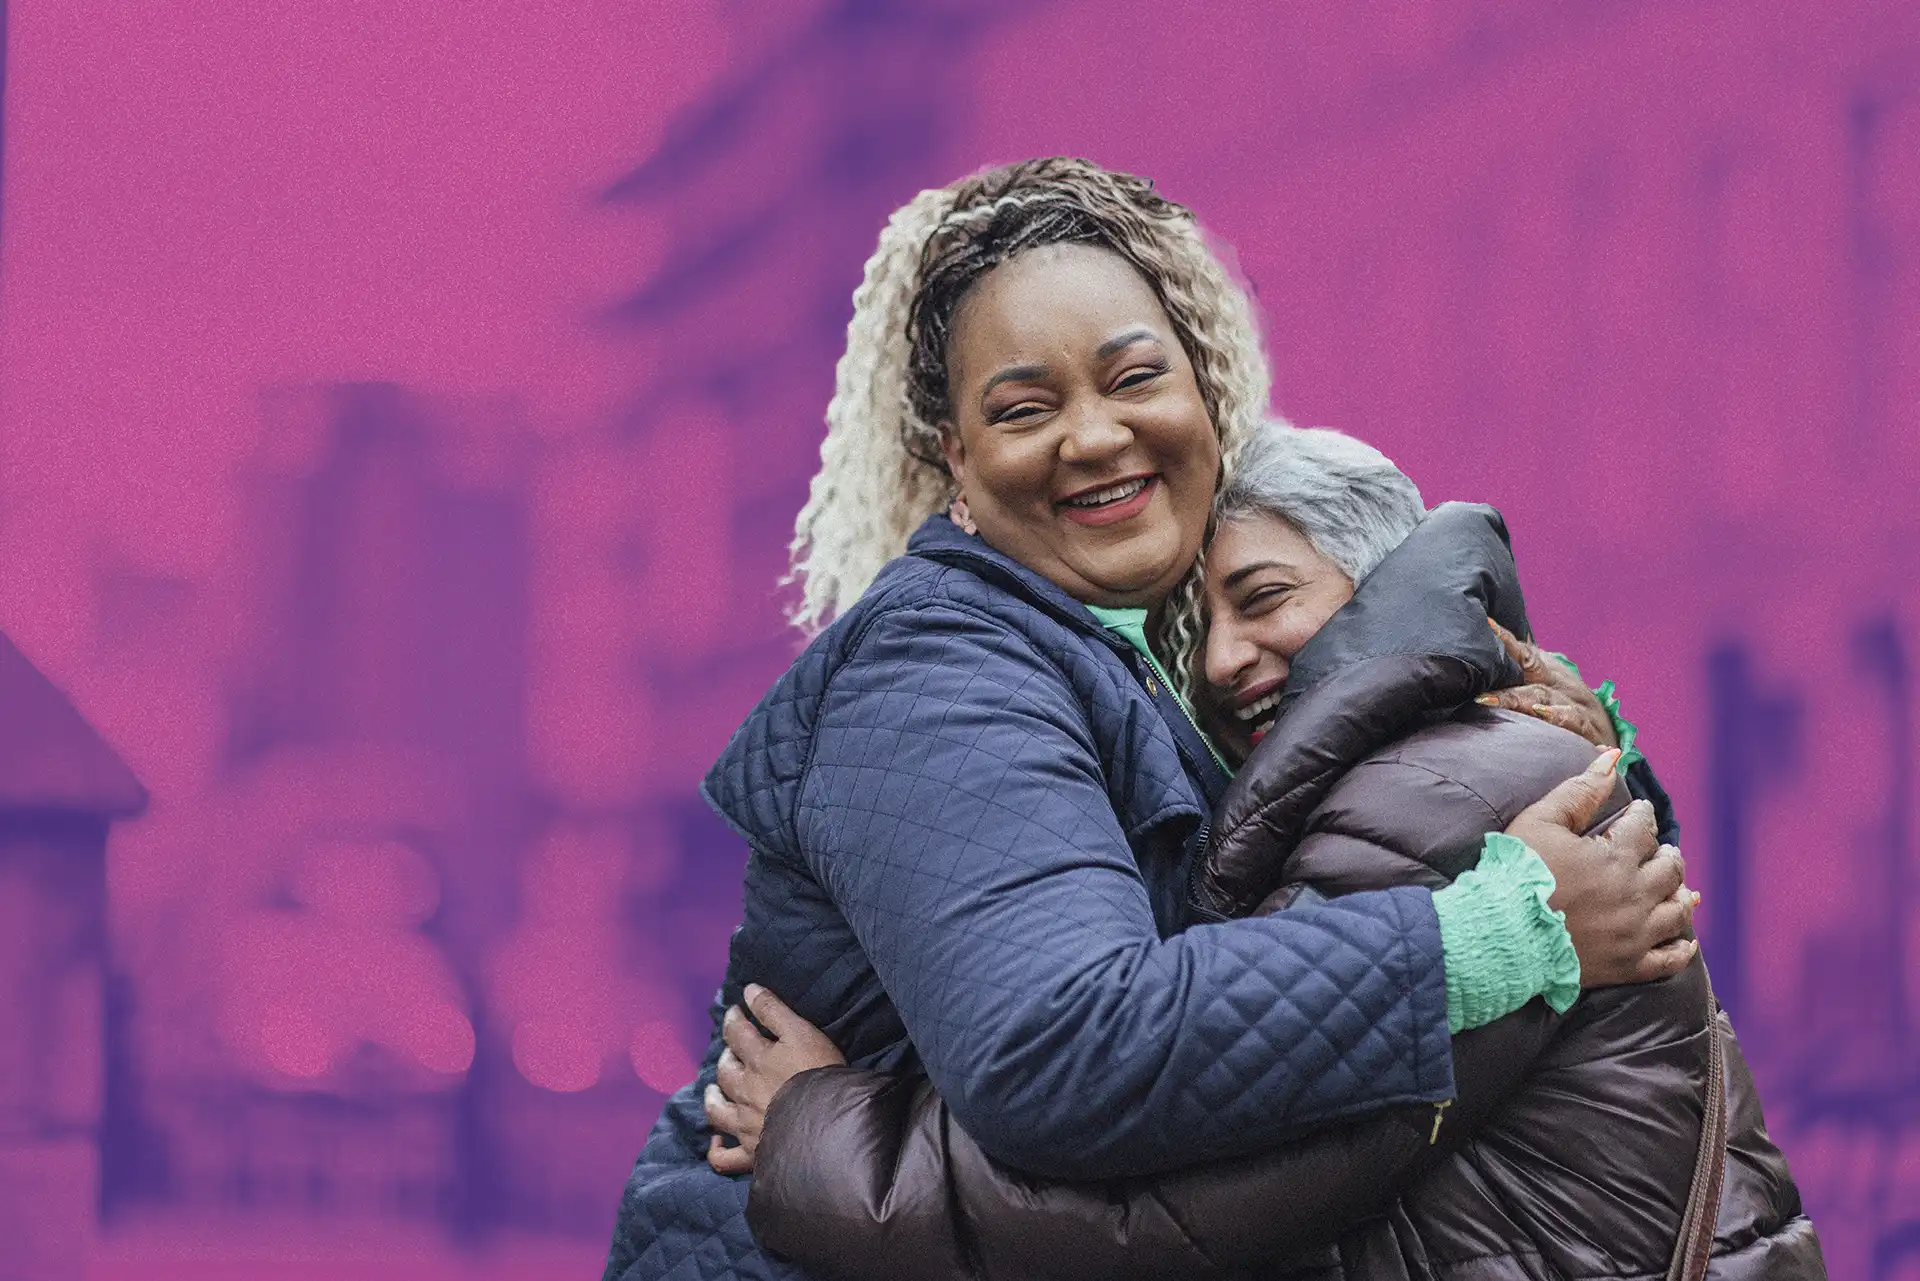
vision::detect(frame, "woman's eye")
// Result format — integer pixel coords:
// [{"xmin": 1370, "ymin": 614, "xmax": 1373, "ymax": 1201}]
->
[
  {"xmin": 994, "ymin": 403, "xmax": 1047, "ymax": 424},
  {"xmin": 1243, "ymin": 585, "xmax": 1292, "ymax": 611},
  {"xmin": 1113, "ymin": 365, "xmax": 1167, "ymax": 392}
]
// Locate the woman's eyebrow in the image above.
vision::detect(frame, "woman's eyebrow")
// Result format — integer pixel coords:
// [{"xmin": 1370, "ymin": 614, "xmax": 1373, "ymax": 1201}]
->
[
  {"xmin": 1221, "ymin": 560, "xmax": 1300, "ymax": 589},
  {"xmin": 1096, "ymin": 327, "xmax": 1161, "ymax": 360},
  {"xmin": 979, "ymin": 363, "xmax": 1049, "ymax": 402}
]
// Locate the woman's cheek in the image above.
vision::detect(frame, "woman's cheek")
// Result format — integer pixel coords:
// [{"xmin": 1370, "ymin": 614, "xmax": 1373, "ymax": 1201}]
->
[
  {"xmin": 1002, "ymin": 432, "xmax": 1066, "ymax": 507},
  {"xmin": 1271, "ymin": 609, "xmax": 1316, "ymax": 663}
]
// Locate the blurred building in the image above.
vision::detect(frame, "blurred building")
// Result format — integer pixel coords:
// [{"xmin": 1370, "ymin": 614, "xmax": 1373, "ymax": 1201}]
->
[
  {"xmin": 0, "ymin": 631, "xmax": 148, "ymax": 1279},
  {"xmin": 101, "ymin": 383, "xmax": 535, "ymax": 1235},
  {"xmin": 1697, "ymin": 616, "xmax": 1917, "ymax": 1273}
]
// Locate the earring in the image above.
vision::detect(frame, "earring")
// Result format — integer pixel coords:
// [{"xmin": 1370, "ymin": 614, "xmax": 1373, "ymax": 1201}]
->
[{"xmin": 948, "ymin": 492, "xmax": 979, "ymax": 536}]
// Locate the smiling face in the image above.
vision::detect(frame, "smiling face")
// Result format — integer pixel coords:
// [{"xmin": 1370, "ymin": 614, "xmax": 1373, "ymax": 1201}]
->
[
  {"xmin": 939, "ymin": 243, "xmax": 1221, "ymax": 612},
  {"xmin": 1202, "ymin": 512, "xmax": 1356, "ymax": 759}
]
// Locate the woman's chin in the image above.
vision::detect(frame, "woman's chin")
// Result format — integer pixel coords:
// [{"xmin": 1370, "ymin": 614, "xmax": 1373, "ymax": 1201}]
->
[
  {"xmin": 1202, "ymin": 717, "xmax": 1254, "ymax": 765},
  {"xmin": 1062, "ymin": 534, "xmax": 1192, "ymax": 605}
]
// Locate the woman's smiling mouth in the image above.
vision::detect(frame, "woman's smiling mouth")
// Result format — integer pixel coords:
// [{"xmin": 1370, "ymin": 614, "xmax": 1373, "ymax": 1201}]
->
[
  {"xmin": 1232, "ymin": 679, "xmax": 1285, "ymax": 746},
  {"xmin": 1058, "ymin": 474, "xmax": 1158, "ymax": 526}
]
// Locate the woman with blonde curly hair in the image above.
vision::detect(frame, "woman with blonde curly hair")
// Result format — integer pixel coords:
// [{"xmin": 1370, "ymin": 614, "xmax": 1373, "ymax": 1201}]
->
[{"xmin": 601, "ymin": 158, "xmax": 1694, "ymax": 1281}]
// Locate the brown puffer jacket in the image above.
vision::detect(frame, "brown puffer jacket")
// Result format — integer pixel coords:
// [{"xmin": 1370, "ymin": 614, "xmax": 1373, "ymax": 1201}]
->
[{"xmin": 743, "ymin": 505, "xmax": 1823, "ymax": 1281}]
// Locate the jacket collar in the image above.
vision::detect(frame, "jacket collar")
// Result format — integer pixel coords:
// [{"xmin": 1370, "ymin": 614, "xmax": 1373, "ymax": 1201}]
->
[
  {"xmin": 906, "ymin": 514, "xmax": 1136, "ymax": 658},
  {"xmin": 907, "ymin": 514, "xmax": 1231, "ymax": 805}
]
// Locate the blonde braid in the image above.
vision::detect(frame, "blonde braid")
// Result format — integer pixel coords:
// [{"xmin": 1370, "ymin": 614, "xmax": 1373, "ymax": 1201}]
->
[{"xmin": 784, "ymin": 185, "xmax": 958, "ymax": 634}]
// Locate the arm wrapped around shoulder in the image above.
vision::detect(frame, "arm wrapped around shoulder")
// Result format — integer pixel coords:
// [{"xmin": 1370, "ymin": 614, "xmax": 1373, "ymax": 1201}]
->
[{"xmin": 747, "ymin": 1001, "xmax": 1559, "ymax": 1281}]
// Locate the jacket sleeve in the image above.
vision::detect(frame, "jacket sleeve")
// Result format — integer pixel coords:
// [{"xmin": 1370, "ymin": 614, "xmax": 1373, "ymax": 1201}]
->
[
  {"xmin": 748, "ymin": 1003, "xmax": 1559, "ymax": 1281},
  {"xmin": 797, "ymin": 605, "xmax": 1454, "ymax": 1182}
]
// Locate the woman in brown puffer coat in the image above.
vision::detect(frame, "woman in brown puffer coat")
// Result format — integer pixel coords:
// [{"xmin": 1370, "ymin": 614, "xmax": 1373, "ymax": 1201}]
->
[{"xmin": 703, "ymin": 427, "xmax": 1823, "ymax": 1281}]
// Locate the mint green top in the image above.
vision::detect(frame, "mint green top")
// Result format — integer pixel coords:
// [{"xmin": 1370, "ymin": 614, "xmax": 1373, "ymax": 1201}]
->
[
  {"xmin": 1088, "ymin": 606, "xmax": 1580, "ymax": 1035},
  {"xmin": 1086, "ymin": 606, "xmax": 1230, "ymax": 771}
]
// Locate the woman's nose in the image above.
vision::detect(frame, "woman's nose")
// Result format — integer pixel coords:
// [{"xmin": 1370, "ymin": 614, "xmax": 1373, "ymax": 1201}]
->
[
  {"xmin": 1056, "ymin": 402, "xmax": 1133, "ymax": 463},
  {"xmin": 1204, "ymin": 624, "xmax": 1257, "ymax": 692}
]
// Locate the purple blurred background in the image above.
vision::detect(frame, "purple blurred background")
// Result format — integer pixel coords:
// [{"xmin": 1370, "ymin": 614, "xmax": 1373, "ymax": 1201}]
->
[{"xmin": 0, "ymin": 2, "xmax": 1914, "ymax": 1277}]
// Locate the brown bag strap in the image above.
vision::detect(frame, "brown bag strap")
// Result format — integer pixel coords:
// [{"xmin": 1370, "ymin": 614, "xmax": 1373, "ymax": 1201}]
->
[{"xmin": 1667, "ymin": 966, "xmax": 1729, "ymax": 1281}]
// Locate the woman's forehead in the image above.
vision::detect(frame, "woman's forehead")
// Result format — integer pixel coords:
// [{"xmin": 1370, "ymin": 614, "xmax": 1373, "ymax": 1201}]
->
[
  {"xmin": 950, "ymin": 244, "xmax": 1173, "ymax": 371},
  {"xmin": 1209, "ymin": 515, "xmax": 1324, "ymax": 578}
]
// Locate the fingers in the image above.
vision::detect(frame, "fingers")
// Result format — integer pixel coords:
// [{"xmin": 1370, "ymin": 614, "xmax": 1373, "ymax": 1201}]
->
[
  {"xmin": 1525, "ymin": 702, "xmax": 1581, "ymax": 731},
  {"xmin": 721, "ymin": 1004, "xmax": 772, "ymax": 1068},
  {"xmin": 1665, "ymin": 845, "xmax": 1687, "ymax": 883},
  {"xmin": 743, "ymin": 983, "xmax": 809, "ymax": 1041},
  {"xmin": 1630, "ymin": 936, "xmax": 1699, "ymax": 984},
  {"xmin": 1475, "ymin": 684, "xmax": 1556, "ymax": 713},
  {"xmin": 704, "ymin": 1083, "xmax": 757, "ymax": 1150},
  {"xmin": 1479, "ymin": 688, "xmax": 1613, "ymax": 748},
  {"xmin": 743, "ymin": 985, "xmax": 850, "ymax": 1071},
  {"xmin": 1663, "ymin": 875, "xmax": 1699, "ymax": 913},
  {"xmin": 1486, "ymin": 618, "xmax": 1537, "ymax": 672},
  {"xmin": 1599, "ymin": 797, "xmax": 1657, "ymax": 861},
  {"xmin": 715, "ymin": 1047, "xmax": 753, "ymax": 1107},
  {"xmin": 707, "ymin": 1132, "xmax": 755, "ymax": 1176},
  {"xmin": 1638, "ymin": 842, "xmax": 1685, "ymax": 897},
  {"xmin": 1644, "ymin": 894, "xmax": 1693, "ymax": 945},
  {"xmin": 1513, "ymin": 749, "xmax": 1622, "ymax": 831}
]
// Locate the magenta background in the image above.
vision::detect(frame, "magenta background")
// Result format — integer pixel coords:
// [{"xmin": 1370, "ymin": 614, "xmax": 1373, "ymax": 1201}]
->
[{"xmin": 0, "ymin": 2, "xmax": 1914, "ymax": 1277}]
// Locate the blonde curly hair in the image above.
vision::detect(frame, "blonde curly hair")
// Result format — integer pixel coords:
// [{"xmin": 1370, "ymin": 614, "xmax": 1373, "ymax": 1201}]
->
[{"xmin": 785, "ymin": 157, "xmax": 1271, "ymax": 698}]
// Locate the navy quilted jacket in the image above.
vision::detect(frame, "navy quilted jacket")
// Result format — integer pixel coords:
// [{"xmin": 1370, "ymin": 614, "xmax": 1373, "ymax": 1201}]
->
[{"xmin": 603, "ymin": 515, "xmax": 1457, "ymax": 1281}]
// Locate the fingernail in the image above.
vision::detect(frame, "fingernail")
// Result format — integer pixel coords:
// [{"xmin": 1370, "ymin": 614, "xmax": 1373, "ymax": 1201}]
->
[
  {"xmin": 744, "ymin": 984, "xmax": 764, "ymax": 1002},
  {"xmin": 1588, "ymin": 748, "xmax": 1622, "ymax": 776},
  {"xmin": 1474, "ymin": 695, "xmax": 1499, "ymax": 706},
  {"xmin": 1532, "ymin": 704, "xmax": 1553, "ymax": 715},
  {"xmin": 705, "ymin": 1084, "xmax": 721, "ymax": 1103}
]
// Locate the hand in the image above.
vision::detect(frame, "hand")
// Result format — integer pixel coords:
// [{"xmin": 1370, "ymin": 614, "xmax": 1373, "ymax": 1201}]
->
[
  {"xmin": 1505, "ymin": 748, "xmax": 1698, "ymax": 988},
  {"xmin": 1476, "ymin": 620, "xmax": 1618, "ymax": 749},
  {"xmin": 704, "ymin": 984, "xmax": 847, "ymax": 1175}
]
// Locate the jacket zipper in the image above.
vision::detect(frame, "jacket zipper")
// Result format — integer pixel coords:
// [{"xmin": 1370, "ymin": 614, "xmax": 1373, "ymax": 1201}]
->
[
  {"xmin": 1134, "ymin": 649, "xmax": 1231, "ymax": 773},
  {"xmin": 1184, "ymin": 821, "xmax": 1233, "ymax": 923},
  {"xmin": 1429, "ymin": 1099, "xmax": 1451, "ymax": 1145}
]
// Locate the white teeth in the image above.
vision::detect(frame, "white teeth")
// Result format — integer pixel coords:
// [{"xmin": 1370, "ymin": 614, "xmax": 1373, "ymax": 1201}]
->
[
  {"xmin": 1066, "ymin": 477, "xmax": 1149, "ymax": 507},
  {"xmin": 1235, "ymin": 690, "xmax": 1282, "ymax": 722}
]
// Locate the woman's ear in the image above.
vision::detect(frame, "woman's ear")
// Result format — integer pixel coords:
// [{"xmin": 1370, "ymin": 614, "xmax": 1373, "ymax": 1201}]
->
[{"xmin": 939, "ymin": 424, "xmax": 966, "ymax": 489}]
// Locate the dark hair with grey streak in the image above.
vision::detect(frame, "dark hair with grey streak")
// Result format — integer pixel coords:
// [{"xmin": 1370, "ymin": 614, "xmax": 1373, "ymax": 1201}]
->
[{"xmin": 1215, "ymin": 423, "xmax": 1427, "ymax": 585}]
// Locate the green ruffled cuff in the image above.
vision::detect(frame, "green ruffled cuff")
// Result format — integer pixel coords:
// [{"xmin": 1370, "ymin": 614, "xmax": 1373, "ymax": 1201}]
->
[
  {"xmin": 1544, "ymin": 652, "xmax": 1644, "ymax": 775},
  {"xmin": 1432, "ymin": 832, "xmax": 1582, "ymax": 1034}
]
